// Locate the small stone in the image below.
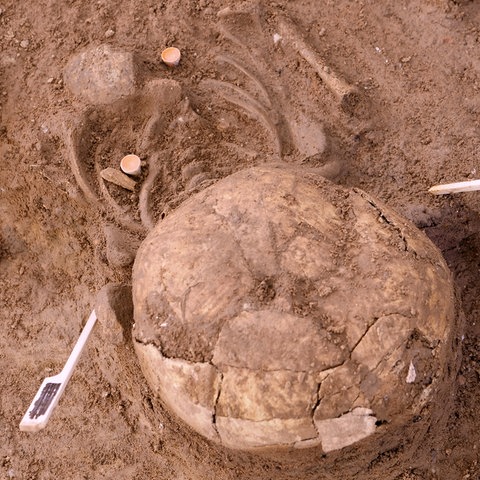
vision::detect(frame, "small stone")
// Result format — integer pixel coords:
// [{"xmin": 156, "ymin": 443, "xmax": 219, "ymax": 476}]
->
[
  {"xmin": 105, "ymin": 29, "xmax": 115, "ymax": 38},
  {"xmin": 46, "ymin": 77, "xmax": 54, "ymax": 84},
  {"xmin": 401, "ymin": 56, "xmax": 412, "ymax": 63},
  {"xmin": 95, "ymin": 283, "xmax": 133, "ymax": 345},
  {"xmin": 64, "ymin": 44, "xmax": 136, "ymax": 104},
  {"xmin": 20, "ymin": 40, "xmax": 29, "ymax": 49},
  {"xmin": 104, "ymin": 224, "xmax": 139, "ymax": 268}
]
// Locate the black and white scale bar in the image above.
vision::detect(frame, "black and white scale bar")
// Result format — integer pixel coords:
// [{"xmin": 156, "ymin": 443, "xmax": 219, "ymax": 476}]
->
[{"xmin": 19, "ymin": 310, "xmax": 97, "ymax": 432}]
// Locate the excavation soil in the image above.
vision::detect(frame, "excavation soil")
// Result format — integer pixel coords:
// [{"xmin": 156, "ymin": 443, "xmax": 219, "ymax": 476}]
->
[{"xmin": 1, "ymin": 1, "xmax": 479, "ymax": 479}]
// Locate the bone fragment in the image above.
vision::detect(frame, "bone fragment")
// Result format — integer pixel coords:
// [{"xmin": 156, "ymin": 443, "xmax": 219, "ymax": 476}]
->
[
  {"xmin": 278, "ymin": 17, "xmax": 359, "ymax": 112},
  {"xmin": 406, "ymin": 361, "xmax": 416, "ymax": 384},
  {"xmin": 100, "ymin": 167, "xmax": 136, "ymax": 191}
]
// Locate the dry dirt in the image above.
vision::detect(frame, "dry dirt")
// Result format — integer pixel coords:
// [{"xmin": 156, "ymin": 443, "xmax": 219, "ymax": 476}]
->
[{"xmin": 1, "ymin": 0, "xmax": 480, "ymax": 479}]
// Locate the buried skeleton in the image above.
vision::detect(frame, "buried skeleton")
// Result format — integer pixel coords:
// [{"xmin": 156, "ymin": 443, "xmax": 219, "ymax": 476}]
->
[{"xmin": 7, "ymin": 2, "xmax": 475, "ymax": 478}]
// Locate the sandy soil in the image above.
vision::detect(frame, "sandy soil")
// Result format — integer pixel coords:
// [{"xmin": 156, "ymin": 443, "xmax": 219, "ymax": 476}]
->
[{"xmin": 1, "ymin": 0, "xmax": 479, "ymax": 479}]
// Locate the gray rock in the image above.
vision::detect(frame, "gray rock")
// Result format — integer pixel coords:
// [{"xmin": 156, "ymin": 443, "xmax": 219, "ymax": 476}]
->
[{"xmin": 64, "ymin": 44, "xmax": 136, "ymax": 104}]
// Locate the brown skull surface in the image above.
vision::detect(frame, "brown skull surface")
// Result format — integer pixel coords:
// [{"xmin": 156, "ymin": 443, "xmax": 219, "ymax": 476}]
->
[{"xmin": 132, "ymin": 165, "xmax": 455, "ymax": 453}]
